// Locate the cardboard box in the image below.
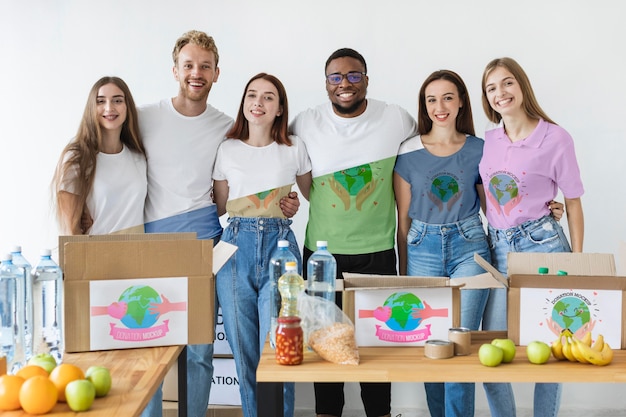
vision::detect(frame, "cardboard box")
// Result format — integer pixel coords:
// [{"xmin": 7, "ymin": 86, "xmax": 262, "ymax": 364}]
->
[
  {"xmin": 475, "ymin": 252, "xmax": 625, "ymax": 348},
  {"xmin": 61, "ymin": 234, "xmax": 217, "ymax": 352},
  {"xmin": 341, "ymin": 273, "xmax": 503, "ymax": 347},
  {"xmin": 162, "ymin": 357, "xmax": 241, "ymax": 405}
]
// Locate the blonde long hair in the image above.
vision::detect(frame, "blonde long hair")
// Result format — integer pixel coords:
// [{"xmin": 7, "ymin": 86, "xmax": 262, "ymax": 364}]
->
[{"xmin": 481, "ymin": 57, "xmax": 556, "ymax": 125}]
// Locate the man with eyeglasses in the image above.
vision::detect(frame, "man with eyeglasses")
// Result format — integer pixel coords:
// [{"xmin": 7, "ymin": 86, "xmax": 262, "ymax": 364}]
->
[{"xmin": 290, "ymin": 48, "xmax": 418, "ymax": 417}]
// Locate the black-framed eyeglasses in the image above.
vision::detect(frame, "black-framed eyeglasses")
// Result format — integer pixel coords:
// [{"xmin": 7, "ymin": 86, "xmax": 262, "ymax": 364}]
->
[{"xmin": 325, "ymin": 71, "xmax": 366, "ymax": 85}]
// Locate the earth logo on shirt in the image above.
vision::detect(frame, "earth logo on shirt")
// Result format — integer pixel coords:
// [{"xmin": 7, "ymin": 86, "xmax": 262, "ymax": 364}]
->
[
  {"xmin": 488, "ymin": 174, "xmax": 519, "ymax": 205},
  {"xmin": 330, "ymin": 163, "xmax": 376, "ymax": 210},
  {"xmin": 431, "ymin": 175, "xmax": 459, "ymax": 202},
  {"xmin": 333, "ymin": 164, "xmax": 373, "ymax": 195}
]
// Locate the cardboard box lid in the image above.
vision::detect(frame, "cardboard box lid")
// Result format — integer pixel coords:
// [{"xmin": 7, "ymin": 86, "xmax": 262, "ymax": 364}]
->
[
  {"xmin": 508, "ymin": 273, "xmax": 626, "ymax": 290},
  {"xmin": 59, "ymin": 232, "xmax": 197, "ymax": 268},
  {"xmin": 473, "ymin": 252, "xmax": 617, "ymax": 289},
  {"xmin": 506, "ymin": 252, "xmax": 616, "ymax": 277},
  {"xmin": 342, "ymin": 272, "xmax": 505, "ymax": 290},
  {"xmin": 342, "ymin": 274, "xmax": 449, "ymax": 290},
  {"xmin": 63, "ymin": 238, "xmax": 213, "ymax": 280}
]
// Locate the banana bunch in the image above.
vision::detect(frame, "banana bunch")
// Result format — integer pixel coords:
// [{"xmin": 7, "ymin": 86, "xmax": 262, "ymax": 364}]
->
[{"xmin": 551, "ymin": 330, "xmax": 613, "ymax": 366}]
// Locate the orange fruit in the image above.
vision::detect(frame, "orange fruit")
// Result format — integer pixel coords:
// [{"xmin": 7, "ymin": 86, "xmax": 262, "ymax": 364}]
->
[
  {"xmin": 16, "ymin": 364, "xmax": 50, "ymax": 379},
  {"xmin": 0, "ymin": 374, "xmax": 26, "ymax": 411},
  {"xmin": 48, "ymin": 363, "xmax": 85, "ymax": 402},
  {"xmin": 19, "ymin": 375, "xmax": 57, "ymax": 414}
]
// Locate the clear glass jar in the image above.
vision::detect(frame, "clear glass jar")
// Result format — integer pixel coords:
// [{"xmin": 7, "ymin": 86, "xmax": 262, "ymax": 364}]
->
[{"xmin": 275, "ymin": 316, "xmax": 303, "ymax": 365}]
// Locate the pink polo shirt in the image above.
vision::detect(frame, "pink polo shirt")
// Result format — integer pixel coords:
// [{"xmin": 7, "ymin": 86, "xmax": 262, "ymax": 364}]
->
[{"xmin": 479, "ymin": 119, "xmax": 584, "ymax": 229}]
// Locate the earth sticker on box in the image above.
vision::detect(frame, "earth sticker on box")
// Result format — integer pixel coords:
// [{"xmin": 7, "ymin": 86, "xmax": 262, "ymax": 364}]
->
[
  {"xmin": 519, "ymin": 287, "xmax": 622, "ymax": 347},
  {"xmin": 354, "ymin": 287, "xmax": 453, "ymax": 346},
  {"xmin": 89, "ymin": 277, "xmax": 189, "ymax": 350}
]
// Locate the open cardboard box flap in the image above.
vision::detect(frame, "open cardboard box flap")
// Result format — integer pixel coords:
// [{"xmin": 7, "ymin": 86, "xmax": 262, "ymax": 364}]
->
[
  {"xmin": 342, "ymin": 270, "xmax": 505, "ymax": 290},
  {"xmin": 474, "ymin": 251, "xmax": 615, "ymax": 280}
]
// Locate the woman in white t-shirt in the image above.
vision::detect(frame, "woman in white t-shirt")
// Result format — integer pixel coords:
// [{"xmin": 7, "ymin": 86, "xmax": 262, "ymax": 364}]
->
[
  {"xmin": 53, "ymin": 76, "xmax": 146, "ymax": 235},
  {"xmin": 213, "ymin": 73, "xmax": 311, "ymax": 417}
]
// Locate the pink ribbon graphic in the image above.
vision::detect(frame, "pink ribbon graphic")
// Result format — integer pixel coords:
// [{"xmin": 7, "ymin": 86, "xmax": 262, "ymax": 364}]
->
[
  {"xmin": 375, "ymin": 324, "xmax": 432, "ymax": 343},
  {"xmin": 109, "ymin": 320, "xmax": 170, "ymax": 341}
]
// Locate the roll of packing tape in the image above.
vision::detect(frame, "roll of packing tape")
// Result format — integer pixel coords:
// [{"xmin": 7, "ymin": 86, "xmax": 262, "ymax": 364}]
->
[
  {"xmin": 424, "ymin": 340, "xmax": 454, "ymax": 359},
  {"xmin": 448, "ymin": 327, "xmax": 472, "ymax": 356}
]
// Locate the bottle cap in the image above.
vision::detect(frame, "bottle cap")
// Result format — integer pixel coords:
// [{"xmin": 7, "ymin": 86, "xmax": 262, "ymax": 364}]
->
[
  {"xmin": 40, "ymin": 249, "xmax": 52, "ymax": 256},
  {"xmin": 11, "ymin": 245, "xmax": 22, "ymax": 253},
  {"xmin": 1, "ymin": 253, "xmax": 12, "ymax": 262},
  {"xmin": 285, "ymin": 261, "xmax": 297, "ymax": 270},
  {"xmin": 538, "ymin": 267, "xmax": 549, "ymax": 274},
  {"xmin": 277, "ymin": 240, "xmax": 289, "ymax": 248},
  {"xmin": 316, "ymin": 240, "xmax": 328, "ymax": 248},
  {"xmin": 557, "ymin": 270, "xmax": 568, "ymax": 276}
]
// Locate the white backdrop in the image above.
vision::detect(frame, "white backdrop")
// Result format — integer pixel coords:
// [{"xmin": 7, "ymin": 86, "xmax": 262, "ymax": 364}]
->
[{"xmin": 1, "ymin": 0, "xmax": 625, "ymax": 414}]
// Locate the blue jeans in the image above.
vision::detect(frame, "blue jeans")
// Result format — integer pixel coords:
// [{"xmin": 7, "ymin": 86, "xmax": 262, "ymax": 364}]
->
[
  {"xmin": 405, "ymin": 215, "xmax": 490, "ymax": 417},
  {"xmin": 216, "ymin": 217, "xmax": 298, "ymax": 417},
  {"xmin": 482, "ymin": 215, "xmax": 570, "ymax": 417},
  {"xmin": 142, "ymin": 206, "xmax": 222, "ymax": 417}
]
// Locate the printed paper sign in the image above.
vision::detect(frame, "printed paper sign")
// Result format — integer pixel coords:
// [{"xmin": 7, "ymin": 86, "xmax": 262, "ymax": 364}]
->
[
  {"xmin": 519, "ymin": 287, "xmax": 622, "ymax": 347},
  {"xmin": 89, "ymin": 277, "xmax": 189, "ymax": 350},
  {"xmin": 354, "ymin": 287, "xmax": 453, "ymax": 346}
]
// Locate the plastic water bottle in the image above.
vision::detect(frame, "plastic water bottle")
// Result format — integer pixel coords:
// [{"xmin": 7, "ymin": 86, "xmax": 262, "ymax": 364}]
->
[
  {"xmin": 306, "ymin": 240, "xmax": 337, "ymax": 302},
  {"xmin": 11, "ymin": 245, "xmax": 33, "ymax": 359},
  {"xmin": 0, "ymin": 253, "xmax": 26, "ymax": 372},
  {"xmin": 278, "ymin": 261, "xmax": 305, "ymax": 317},
  {"xmin": 269, "ymin": 240, "xmax": 299, "ymax": 348},
  {"xmin": 31, "ymin": 249, "xmax": 64, "ymax": 363}
]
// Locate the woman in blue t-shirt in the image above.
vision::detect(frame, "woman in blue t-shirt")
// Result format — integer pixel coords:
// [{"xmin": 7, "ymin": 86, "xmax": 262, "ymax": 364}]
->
[{"xmin": 394, "ymin": 69, "xmax": 490, "ymax": 417}]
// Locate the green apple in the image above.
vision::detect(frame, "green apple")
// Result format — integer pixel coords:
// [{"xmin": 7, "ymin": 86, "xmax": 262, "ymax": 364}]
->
[
  {"xmin": 491, "ymin": 338, "xmax": 517, "ymax": 363},
  {"xmin": 65, "ymin": 379, "xmax": 96, "ymax": 412},
  {"xmin": 27, "ymin": 353, "xmax": 57, "ymax": 374},
  {"xmin": 86, "ymin": 365, "xmax": 112, "ymax": 397},
  {"xmin": 526, "ymin": 341, "xmax": 551, "ymax": 364},
  {"xmin": 478, "ymin": 343, "xmax": 504, "ymax": 367}
]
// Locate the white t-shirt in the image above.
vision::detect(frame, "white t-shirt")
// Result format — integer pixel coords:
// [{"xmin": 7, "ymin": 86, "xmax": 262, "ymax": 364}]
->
[
  {"xmin": 138, "ymin": 99, "xmax": 234, "ymax": 222},
  {"xmin": 60, "ymin": 145, "xmax": 147, "ymax": 234},
  {"xmin": 212, "ymin": 136, "xmax": 311, "ymax": 218}
]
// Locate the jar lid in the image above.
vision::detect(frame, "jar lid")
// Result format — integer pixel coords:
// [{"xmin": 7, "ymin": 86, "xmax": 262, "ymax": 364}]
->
[{"xmin": 277, "ymin": 316, "xmax": 301, "ymax": 324}]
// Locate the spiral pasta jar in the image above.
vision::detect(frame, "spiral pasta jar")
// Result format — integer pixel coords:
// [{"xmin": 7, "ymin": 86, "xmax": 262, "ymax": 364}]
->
[{"xmin": 275, "ymin": 316, "xmax": 303, "ymax": 365}]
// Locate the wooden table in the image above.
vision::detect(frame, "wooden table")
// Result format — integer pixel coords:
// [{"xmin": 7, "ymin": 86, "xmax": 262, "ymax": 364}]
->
[
  {"xmin": 256, "ymin": 333, "xmax": 626, "ymax": 417},
  {"xmin": 4, "ymin": 345, "xmax": 185, "ymax": 417}
]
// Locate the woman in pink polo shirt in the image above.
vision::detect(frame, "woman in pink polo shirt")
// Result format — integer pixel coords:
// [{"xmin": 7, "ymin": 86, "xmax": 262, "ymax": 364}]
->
[{"xmin": 479, "ymin": 57, "xmax": 584, "ymax": 417}]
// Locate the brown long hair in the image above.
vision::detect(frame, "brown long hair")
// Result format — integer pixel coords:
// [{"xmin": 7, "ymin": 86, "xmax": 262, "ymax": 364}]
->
[
  {"xmin": 52, "ymin": 76, "xmax": 143, "ymax": 233},
  {"xmin": 226, "ymin": 73, "xmax": 291, "ymax": 145},
  {"xmin": 418, "ymin": 69, "xmax": 475, "ymax": 136},
  {"xmin": 481, "ymin": 57, "xmax": 556, "ymax": 125}
]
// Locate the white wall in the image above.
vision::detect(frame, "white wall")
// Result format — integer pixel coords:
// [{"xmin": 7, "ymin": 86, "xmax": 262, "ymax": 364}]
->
[{"xmin": 1, "ymin": 0, "xmax": 625, "ymax": 414}]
